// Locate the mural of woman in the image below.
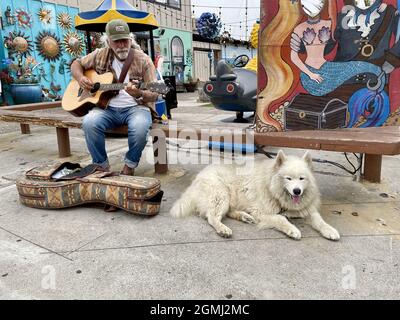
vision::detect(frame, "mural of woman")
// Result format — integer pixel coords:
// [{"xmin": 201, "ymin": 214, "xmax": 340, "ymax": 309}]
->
[
  {"xmin": 291, "ymin": 0, "xmax": 386, "ymax": 96},
  {"xmin": 257, "ymin": 0, "xmax": 395, "ymax": 131}
]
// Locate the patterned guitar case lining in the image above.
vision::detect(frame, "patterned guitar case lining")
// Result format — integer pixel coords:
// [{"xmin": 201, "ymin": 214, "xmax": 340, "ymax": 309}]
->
[{"xmin": 16, "ymin": 162, "xmax": 163, "ymax": 216}]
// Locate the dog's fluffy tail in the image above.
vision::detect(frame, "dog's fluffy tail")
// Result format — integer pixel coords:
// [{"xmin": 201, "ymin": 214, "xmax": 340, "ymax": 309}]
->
[{"xmin": 170, "ymin": 187, "xmax": 196, "ymax": 218}]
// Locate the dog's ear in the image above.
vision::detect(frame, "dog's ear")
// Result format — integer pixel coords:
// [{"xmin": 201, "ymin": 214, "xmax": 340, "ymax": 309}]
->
[
  {"xmin": 303, "ymin": 151, "xmax": 313, "ymax": 169},
  {"xmin": 275, "ymin": 150, "xmax": 286, "ymax": 169}
]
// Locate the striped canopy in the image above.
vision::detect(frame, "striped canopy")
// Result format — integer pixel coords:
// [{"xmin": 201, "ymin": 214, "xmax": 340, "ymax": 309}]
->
[{"xmin": 75, "ymin": 0, "xmax": 159, "ymax": 32}]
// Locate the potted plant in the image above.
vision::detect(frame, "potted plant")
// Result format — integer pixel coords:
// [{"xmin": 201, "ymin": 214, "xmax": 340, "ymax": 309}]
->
[
  {"xmin": 184, "ymin": 75, "xmax": 198, "ymax": 93},
  {"xmin": 0, "ymin": 64, "xmax": 15, "ymax": 105},
  {"xmin": 3, "ymin": 56, "xmax": 42, "ymax": 105}
]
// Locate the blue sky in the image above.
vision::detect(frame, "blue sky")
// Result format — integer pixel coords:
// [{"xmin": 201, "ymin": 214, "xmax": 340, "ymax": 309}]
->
[{"xmin": 191, "ymin": 0, "xmax": 260, "ymax": 41}]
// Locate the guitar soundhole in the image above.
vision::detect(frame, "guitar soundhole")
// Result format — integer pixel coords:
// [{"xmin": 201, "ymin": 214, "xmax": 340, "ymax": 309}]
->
[
  {"xmin": 91, "ymin": 82, "xmax": 101, "ymax": 93},
  {"xmin": 78, "ymin": 88, "xmax": 83, "ymax": 97}
]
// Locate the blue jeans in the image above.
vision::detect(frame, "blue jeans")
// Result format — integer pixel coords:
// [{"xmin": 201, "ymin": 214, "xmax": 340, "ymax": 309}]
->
[{"xmin": 82, "ymin": 106, "xmax": 152, "ymax": 169}]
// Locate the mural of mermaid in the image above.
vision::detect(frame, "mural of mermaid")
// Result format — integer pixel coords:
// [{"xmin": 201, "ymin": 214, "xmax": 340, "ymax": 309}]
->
[
  {"xmin": 257, "ymin": 0, "xmax": 400, "ymax": 132},
  {"xmin": 291, "ymin": 0, "xmax": 386, "ymax": 96}
]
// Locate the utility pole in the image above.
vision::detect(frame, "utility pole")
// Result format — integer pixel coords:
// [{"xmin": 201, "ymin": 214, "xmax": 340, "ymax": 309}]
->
[
  {"xmin": 209, "ymin": 42, "xmax": 212, "ymax": 78},
  {"xmin": 245, "ymin": 0, "xmax": 248, "ymax": 42}
]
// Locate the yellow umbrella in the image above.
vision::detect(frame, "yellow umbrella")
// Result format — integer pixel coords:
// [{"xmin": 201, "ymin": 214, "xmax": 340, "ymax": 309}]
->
[{"xmin": 75, "ymin": 0, "xmax": 158, "ymax": 32}]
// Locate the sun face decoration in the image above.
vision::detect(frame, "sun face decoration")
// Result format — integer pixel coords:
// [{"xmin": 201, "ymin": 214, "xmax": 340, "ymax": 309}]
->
[
  {"xmin": 38, "ymin": 8, "xmax": 52, "ymax": 24},
  {"xmin": 14, "ymin": 8, "xmax": 33, "ymax": 28},
  {"xmin": 3, "ymin": 31, "xmax": 33, "ymax": 57},
  {"xmin": 35, "ymin": 31, "xmax": 62, "ymax": 62},
  {"xmin": 63, "ymin": 32, "xmax": 84, "ymax": 57},
  {"xmin": 57, "ymin": 12, "xmax": 72, "ymax": 29}
]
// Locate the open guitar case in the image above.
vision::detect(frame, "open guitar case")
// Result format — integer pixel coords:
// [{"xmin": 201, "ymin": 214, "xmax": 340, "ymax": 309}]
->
[{"xmin": 16, "ymin": 162, "xmax": 164, "ymax": 216}]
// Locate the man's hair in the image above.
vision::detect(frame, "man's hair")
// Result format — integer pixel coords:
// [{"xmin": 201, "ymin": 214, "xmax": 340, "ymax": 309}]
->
[{"xmin": 101, "ymin": 33, "xmax": 142, "ymax": 51}]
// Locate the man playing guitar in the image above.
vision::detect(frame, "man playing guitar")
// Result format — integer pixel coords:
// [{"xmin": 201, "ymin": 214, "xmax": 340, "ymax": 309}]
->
[{"xmin": 71, "ymin": 19, "xmax": 159, "ymax": 176}]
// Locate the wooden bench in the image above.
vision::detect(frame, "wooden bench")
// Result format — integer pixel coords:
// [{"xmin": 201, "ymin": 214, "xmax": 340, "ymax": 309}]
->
[
  {"xmin": 0, "ymin": 102, "xmax": 169, "ymax": 175},
  {"xmin": 1, "ymin": 102, "xmax": 400, "ymax": 183}
]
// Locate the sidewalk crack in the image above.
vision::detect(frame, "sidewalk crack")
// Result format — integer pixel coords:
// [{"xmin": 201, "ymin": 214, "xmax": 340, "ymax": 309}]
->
[{"xmin": 0, "ymin": 225, "xmax": 73, "ymax": 261}]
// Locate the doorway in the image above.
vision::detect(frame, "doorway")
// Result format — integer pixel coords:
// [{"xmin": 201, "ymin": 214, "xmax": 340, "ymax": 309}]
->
[{"xmin": 171, "ymin": 36, "xmax": 185, "ymax": 89}]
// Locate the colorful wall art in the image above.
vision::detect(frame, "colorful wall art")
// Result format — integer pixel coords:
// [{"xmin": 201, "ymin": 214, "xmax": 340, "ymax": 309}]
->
[
  {"xmin": 257, "ymin": 0, "xmax": 400, "ymax": 132},
  {"xmin": 0, "ymin": 0, "xmax": 83, "ymax": 101}
]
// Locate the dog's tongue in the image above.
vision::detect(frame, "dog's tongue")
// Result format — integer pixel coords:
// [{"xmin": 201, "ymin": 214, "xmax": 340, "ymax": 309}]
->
[{"xmin": 292, "ymin": 195, "xmax": 301, "ymax": 204}]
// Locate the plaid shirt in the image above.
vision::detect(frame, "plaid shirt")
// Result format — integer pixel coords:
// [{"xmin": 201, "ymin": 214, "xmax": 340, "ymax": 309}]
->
[{"xmin": 76, "ymin": 47, "xmax": 158, "ymax": 113}]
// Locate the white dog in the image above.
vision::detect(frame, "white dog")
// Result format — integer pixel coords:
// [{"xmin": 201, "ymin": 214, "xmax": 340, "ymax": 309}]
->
[{"xmin": 170, "ymin": 150, "xmax": 340, "ymax": 241}]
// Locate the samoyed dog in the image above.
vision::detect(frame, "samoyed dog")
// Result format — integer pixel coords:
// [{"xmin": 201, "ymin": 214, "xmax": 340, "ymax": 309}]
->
[{"xmin": 170, "ymin": 150, "xmax": 340, "ymax": 241}]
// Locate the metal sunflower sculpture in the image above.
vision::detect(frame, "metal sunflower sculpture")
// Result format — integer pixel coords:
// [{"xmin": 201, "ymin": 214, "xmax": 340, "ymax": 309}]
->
[
  {"xmin": 63, "ymin": 31, "xmax": 84, "ymax": 57},
  {"xmin": 14, "ymin": 8, "xmax": 33, "ymax": 28},
  {"xmin": 35, "ymin": 31, "xmax": 63, "ymax": 62},
  {"xmin": 57, "ymin": 12, "xmax": 72, "ymax": 30},
  {"xmin": 38, "ymin": 7, "xmax": 52, "ymax": 24},
  {"xmin": 3, "ymin": 31, "xmax": 33, "ymax": 58}
]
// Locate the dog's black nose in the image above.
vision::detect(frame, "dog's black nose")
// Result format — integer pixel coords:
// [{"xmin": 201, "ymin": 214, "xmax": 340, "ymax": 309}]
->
[{"xmin": 293, "ymin": 188, "xmax": 302, "ymax": 196}]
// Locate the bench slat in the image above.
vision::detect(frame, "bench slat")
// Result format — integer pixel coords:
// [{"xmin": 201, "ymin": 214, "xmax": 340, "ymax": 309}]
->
[
  {"xmin": 1, "ymin": 101, "xmax": 61, "ymax": 111},
  {"xmin": 0, "ymin": 110, "xmax": 82, "ymax": 129},
  {"xmin": 1, "ymin": 109, "xmax": 400, "ymax": 155},
  {"xmin": 253, "ymin": 127, "xmax": 400, "ymax": 155}
]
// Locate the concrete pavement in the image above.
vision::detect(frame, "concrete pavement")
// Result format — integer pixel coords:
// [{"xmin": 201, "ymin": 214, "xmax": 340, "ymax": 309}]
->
[{"xmin": 0, "ymin": 92, "xmax": 399, "ymax": 299}]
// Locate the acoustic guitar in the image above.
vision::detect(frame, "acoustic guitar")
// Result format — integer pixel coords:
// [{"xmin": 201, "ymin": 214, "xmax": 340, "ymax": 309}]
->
[{"xmin": 62, "ymin": 69, "xmax": 170, "ymax": 117}]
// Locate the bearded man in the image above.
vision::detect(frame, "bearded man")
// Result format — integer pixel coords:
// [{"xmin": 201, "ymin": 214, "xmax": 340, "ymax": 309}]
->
[{"xmin": 71, "ymin": 19, "xmax": 158, "ymax": 176}]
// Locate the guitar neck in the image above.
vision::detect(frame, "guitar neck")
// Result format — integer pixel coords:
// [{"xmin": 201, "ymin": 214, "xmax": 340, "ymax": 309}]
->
[
  {"xmin": 99, "ymin": 83, "xmax": 130, "ymax": 91},
  {"xmin": 93, "ymin": 80, "xmax": 169, "ymax": 95}
]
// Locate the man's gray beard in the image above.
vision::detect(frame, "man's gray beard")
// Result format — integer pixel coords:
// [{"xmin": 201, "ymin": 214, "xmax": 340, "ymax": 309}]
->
[{"xmin": 115, "ymin": 49, "xmax": 129, "ymax": 61}]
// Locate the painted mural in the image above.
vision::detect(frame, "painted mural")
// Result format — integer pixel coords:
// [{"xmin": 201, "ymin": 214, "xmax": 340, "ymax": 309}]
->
[
  {"xmin": 256, "ymin": 0, "xmax": 400, "ymax": 132},
  {"xmin": 0, "ymin": 0, "xmax": 82, "ymax": 104}
]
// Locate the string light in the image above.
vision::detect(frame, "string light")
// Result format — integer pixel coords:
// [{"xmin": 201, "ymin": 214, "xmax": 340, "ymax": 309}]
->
[
  {"xmin": 245, "ymin": 2, "xmax": 248, "ymax": 41},
  {"xmin": 190, "ymin": 4, "xmax": 260, "ymax": 9},
  {"xmin": 130, "ymin": 0, "xmax": 258, "ymax": 41},
  {"xmin": 134, "ymin": 1, "xmax": 259, "ymax": 18},
  {"xmin": 223, "ymin": 18, "xmax": 257, "ymax": 25}
]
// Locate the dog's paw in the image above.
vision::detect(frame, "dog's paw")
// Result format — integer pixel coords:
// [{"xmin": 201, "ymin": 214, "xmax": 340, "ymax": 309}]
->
[
  {"xmin": 320, "ymin": 225, "xmax": 340, "ymax": 241},
  {"xmin": 217, "ymin": 225, "xmax": 233, "ymax": 238},
  {"xmin": 241, "ymin": 212, "xmax": 257, "ymax": 224},
  {"xmin": 286, "ymin": 227, "xmax": 302, "ymax": 240}
]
